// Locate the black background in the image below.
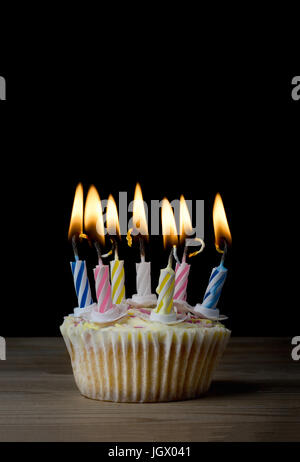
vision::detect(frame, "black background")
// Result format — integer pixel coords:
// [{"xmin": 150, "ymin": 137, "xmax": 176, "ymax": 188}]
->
[{"xmin": 0, "ymin": 39, "xmax": 299, "ymax": 338}]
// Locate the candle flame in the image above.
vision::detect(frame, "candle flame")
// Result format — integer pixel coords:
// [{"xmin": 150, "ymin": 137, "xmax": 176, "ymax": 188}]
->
[
  {"xmin": 133, "ymin": 183, "xmax": 149, "ymax": 238},
  {"xmin": 107, "ymin": 194, "xmax": 120, "ymax": 236},
  {"xmin": 84, "ymin": 185, "xmax": 105, "ymax": 245},
  {"xmin": 68, "ymin": 183, "xmax": 83, "ymax": 239},
  {"xmin": 179, "ymin": 195, "xmax": 193, "ymax": 244},
  {"xmin": 213, "ymin": 193, "xmax": 232, "ymax": 252},
  {"xmin": 161, "ymin": 198, "xmax": 178, "ymax": 248}
]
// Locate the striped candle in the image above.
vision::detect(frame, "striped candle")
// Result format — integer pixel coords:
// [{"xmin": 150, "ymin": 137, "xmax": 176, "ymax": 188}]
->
[
  {"xmin": 174, "ymin": 262, "xmax": 190, "ymax": 301},
  {"xmin": 110, "ymin": 260, "xmax": 126, "ymax": 305},
  {"xmin": 202, "ymin": 263, "xmax": 228, "ymax": 309},
  {"xmin": 70, "ymin": 260, "xmax": 93, "ymax": 308},
  {"xmin": 153, "ymin": 265, "xmax": 175, "ymax": 315},
  {"xmin": 94, "ymin": 264, "xmax": 113, "ymax": 312},
  {"xmin": 136, "ymin": 261, "xmax": 152, "ymax": 296}
]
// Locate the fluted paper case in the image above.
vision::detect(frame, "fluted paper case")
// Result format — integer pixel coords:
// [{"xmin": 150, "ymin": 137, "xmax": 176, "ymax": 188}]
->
[{"xmin": 61, "ymin": 320, "xmax": 230, "ymax": 402}]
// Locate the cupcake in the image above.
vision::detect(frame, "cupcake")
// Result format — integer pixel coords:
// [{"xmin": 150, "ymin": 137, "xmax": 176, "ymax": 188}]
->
[{"xmin": 60, "ymin": 307, "xmax": 230, "ymax": 402}]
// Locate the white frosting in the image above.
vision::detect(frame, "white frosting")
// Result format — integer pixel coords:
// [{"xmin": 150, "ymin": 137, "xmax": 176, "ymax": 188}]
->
[
  {"xmin": 174, "ymin": 300, "xmax": 194, "ymax": 313},
  {"xmin": 150, "ymin": 310, "xmax": 188, "ymax": 325},
  {"xmin": 174, "ymin": 301, "xmax": 228, "ymax": 321},
  {"xmin": 86, "ymin": 303, "xmax": 128, "ymax": 323},
  {"xmin": 193, "ymin": 304, "xmax": 228, "ymax": 321},
  {"xmin": 128, "ymin": 293, "xmax": 157, "ymax": 307},
  {"xmin": 72, "ymin": 303, "xmax": 97, "ymax": 318}
]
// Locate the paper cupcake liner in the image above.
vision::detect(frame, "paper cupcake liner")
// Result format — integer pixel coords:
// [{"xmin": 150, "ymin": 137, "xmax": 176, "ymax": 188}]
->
[{"xmin": 61, "ymin": 324, "xmax": 230, "ymax": 402}]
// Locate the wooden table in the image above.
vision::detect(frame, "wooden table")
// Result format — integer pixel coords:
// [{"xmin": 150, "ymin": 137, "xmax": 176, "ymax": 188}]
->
[{"xmin": 0, "ymin": 337, "xmax": 299, "ymax": 442}]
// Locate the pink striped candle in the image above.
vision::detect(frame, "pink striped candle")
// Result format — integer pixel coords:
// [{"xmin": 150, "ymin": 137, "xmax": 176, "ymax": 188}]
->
[
  {"xmin": 174, "ymin": 262, "xmax": 191, "ymax": 301},
  {"xmin": 94, "ymin": 264, "xmax": 113, "ymax": 313}
]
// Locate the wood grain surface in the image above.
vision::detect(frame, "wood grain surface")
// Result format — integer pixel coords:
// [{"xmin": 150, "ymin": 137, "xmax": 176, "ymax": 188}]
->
[{"xmin": 0, "ymin": 337, "xmax": 299, "ymax": 442}]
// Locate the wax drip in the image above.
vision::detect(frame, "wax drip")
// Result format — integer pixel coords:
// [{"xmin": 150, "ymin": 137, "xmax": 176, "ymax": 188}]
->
[
  {"xmin": 127, "ymin": 227, "xmax": 147, "ymax": 263},
  {"xmin": 184, "ymin": 237, "xmax": 205, "ymax": 261},
  {"xmin": 126, "ymin": 228, "xmax": 133, "ymax": 247}
]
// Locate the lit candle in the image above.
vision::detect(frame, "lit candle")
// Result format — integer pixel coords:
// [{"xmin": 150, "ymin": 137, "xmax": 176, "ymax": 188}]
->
[
  {"xmin": 150, "ymin": 198, "xmax": 178, "ymax": 323},
  {"xmin": 174, "ymin": 195, "xmax": 205, "ymax": 302},
  {"xmin": 68, "ymin": 183, "xmax": 93, "ymax": 310},
  {"xmin": 84, "ymin": 185, "xmax": 113, "ymax": 313},
  {"xmin": 194, "ymin": 193, "xmax": 232, "ymax": 319},
  {"xmin": 128, "ymin": 183, "xmax": 157, "ymax": 306},
  {"xmin": 174, "ymin": 195, "xmax": 192, "ymax": 301},
  {"xmin": 107, "ymin": 194, "xmax": 126, "ymax": 305}
]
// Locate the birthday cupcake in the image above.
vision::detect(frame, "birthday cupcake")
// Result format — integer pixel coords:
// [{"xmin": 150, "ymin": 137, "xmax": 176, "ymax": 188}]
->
[
  {"xmin": 63, "ymin": 186, "xmax": 231, "ymax": 402},
  {"xmin": 61, "ymin": 231, "xmax": 230, "ymax": 402},
  {"xmin": 60, "ymin": 306, "xmax": 230, "ymax": 403}
]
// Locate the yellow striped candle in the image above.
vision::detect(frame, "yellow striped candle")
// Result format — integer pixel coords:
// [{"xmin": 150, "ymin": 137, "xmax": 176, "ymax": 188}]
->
[
  {"xmin": 106, "ymin": 194, "xmax": 126, "ymax": 305},
  {"xmin": 110, "ymin": 259, "xmax": 126, "ymax": 305},
  {"xmin": 150, "ymin": 197, "xmax": 178, "ymax": 323},
  {"xmin": 153, "ymin": 264, "xmax": 175, "ymax": 315}
]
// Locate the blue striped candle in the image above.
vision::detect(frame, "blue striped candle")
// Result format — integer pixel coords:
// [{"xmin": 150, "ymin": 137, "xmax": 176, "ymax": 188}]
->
[
  {"xmin": 71, "ymin": 260, "xmax": 93, "ymax": 308},
  {"xmin": 202, "ymin": 262, "xmax": 227, "ymax": 309}
]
